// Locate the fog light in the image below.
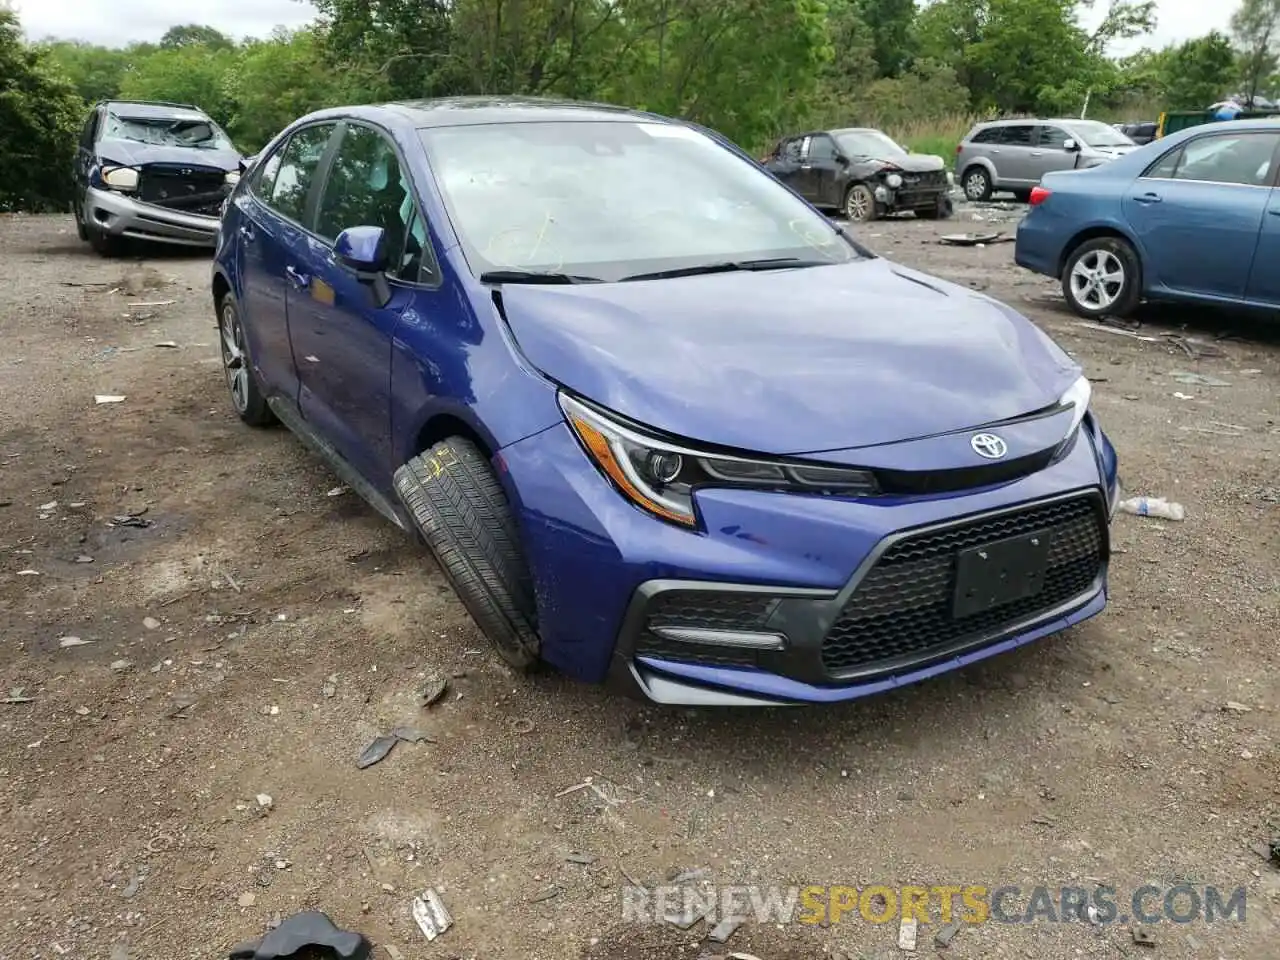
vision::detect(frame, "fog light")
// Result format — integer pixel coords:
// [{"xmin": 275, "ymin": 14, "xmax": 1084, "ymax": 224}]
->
[
  {"xmin": 874, "ymin": 185, "xmax": 890, "ymax": 202},
  {"xmin": 886, "ymin": 173, "xmax": 903, "ymax": 189}
]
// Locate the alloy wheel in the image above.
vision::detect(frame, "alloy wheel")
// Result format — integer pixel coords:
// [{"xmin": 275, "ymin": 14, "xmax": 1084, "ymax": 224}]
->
[
  {"xmin": 964, "ymin": 170, "xmax": 988, "ymax": 200},
  {"xmin": 1069, "ymin": 250, "xmax": 1125, "ymax": 311},
  {"xmin": 845, "ymin": 185, "xmax": 874, "ymax": 221},
  {"xmin": 220, "ymin": 301, "xmax": 250, "ymax": 414}
]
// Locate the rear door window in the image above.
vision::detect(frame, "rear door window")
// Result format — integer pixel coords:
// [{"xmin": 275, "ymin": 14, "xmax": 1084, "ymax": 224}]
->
[
  {"xmin": 1001, "ymin": 125, "xmax": 1035, "ymax": 147},
  {"xmin": 970, "ymin": 127, "xmax": 1001, "ymax": 144},
  {"xmin": 263, "ymin": 123, "xmax": 338, "ymax": 225}
]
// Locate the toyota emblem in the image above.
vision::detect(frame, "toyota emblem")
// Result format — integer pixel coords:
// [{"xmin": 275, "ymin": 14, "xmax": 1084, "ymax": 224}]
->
[{"xmin": 970, "ymin": 433, "xmax": 1008, "ymax": 459}]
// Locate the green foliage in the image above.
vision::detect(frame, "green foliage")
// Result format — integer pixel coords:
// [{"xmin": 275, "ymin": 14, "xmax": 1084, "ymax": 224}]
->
[
  {"xmin": 160, "ymin": 24, "xmax": 236, "ymax": 50},
  {"xmin": 0, "ymin": 9, "xmax": 86, "ymax": 211},
  {"xmin": 1231, "ymin": 0, "xmax": 1280, "ymax": 101},
  {"xmin": 1164, "ymin": 32, "xmax": 1238, "ymax": 109},
  {"xmin": 39, "ymin": 41, "xmax": 131, "ymax": 102}
]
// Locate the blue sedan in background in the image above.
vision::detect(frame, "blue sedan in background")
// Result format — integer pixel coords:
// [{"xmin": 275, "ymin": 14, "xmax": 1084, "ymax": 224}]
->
[
  {"xmin": 212, "ymin": 97, "xmax": 1120, "ymax": 707},
  {"xmin": 1016, "ymin": 117, "xmax": 1280, "ymax": 318}
]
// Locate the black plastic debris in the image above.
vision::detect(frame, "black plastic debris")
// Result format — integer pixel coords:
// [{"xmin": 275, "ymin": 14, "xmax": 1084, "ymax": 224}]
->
[
  {"xmin": 356, "ymin": 735, "xmax": 398, "ymax": 769},
  {"xmin": 229, "ymin": 911, "xmax": 371, "ymax": 959},
  {"xmin": 939, "ymin": 232, "xmax": 1010, "ymax": 247}
]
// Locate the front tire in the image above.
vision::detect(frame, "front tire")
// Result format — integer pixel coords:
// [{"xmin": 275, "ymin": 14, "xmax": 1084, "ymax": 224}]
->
[
  {"xmin": 218, "ymin": 292, "xmax": 275, "ymax": 426},
  {"xmin": 394, "ymin": 438, "xmax": 540, "ymax": 672},
  {"xmin": 917, "ymin": 196, "xmax": 953, "ymax": 220},
  {"xmin": 1061, "ymin": 236, "xmax": 1142, "ymax": 319},
  {"xmin": 962, "ymin": 166, "xmax": 992, "ymax": 201},
  {"xmin": 88, "ymin": 228, "xmax": 122, "ymax": 257},
  {"xmin": 844, "ymin": 183, "xmax": 878, "ymax": 222}
]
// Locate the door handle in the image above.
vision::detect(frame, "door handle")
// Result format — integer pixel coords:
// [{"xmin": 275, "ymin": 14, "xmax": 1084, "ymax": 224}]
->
[
  {"xmin": 1030, "ymin": 151, "xmax": 1043, "ymax": 157},
  {"xmin": 800, "ymin": 164, "xmax": 811, "ymax": 169},
  {"xmin": 1269, "ymin": 208, "xmax": 1280, "ymax": 216},
  {"xmin": 1132, "ymin": 192, "xmax": 1162, "ymax": 204},
  {"xmin": 239, "ymin": 223, "xmax": 256, "ymax": 241},
  {"xmin": 284, "ymin": 265, "xmax": 309, "ymax": 290}
]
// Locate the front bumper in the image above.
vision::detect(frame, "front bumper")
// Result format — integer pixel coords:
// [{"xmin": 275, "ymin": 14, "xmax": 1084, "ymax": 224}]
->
[
  {"xmin": 499, "ymin": 417, "xmax": 1118, "ymax": 706},
  {"xmin": 83, "ymin": 186, "xmax": 221, "ymax": 247}
]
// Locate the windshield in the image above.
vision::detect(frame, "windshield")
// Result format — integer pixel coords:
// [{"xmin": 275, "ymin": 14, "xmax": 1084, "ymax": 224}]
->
[
  {"xmin": 834, "ymin": 130, "xmax": 908, "ymax": 159},
  {"xmin": 105, "ymin": 113, "xmax": 235, "ymax": 150},
  {"xmin": 419, "ymin": 120, "xmax": 860, "ymax": 282},
  {"xmin": 1065, "ymin": 120, "xmax": 1135, "ymax": 148}
]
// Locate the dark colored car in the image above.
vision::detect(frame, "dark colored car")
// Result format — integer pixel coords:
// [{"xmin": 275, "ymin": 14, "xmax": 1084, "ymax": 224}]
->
[
  {"xmin": 763, "ymin": 127, "xmax": 952, "ymax": 222},
  {"xmin": 212, "ymin": 97, "xmax": 1119, "ymax": 707},
  {"xmin": 1016, "ymin": 118, "xmax": 1280, "ymax": 318},
  {"xmin": 1118, "ymin": 121, "xmax": 1158, "ymax": 145},
  {"xmin": 72, "ymin": 100, "xmax": 245, "ymax": 255}
]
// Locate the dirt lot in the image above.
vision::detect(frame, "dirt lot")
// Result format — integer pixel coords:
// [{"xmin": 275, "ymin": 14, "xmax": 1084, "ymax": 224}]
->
[{"xmin": 1, "ymin": 208, "xmax": 1278, "ymax": 960}]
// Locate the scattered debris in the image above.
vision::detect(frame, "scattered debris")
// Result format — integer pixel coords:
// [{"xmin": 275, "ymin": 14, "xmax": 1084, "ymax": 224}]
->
[
  {"xmin": 59, "ymin": 636, "xmax": 93, "ymax": 648},
  {"xmin": 154, "ymin": 341, "xmax": 179, "ymax": 348},
  {"xmin": 897, "ymin": 915, "xmax": 918, "ymax": 951},
  {"xmin": 707, "ymin": 916, "xmax": 744, "ymax": 943},
  {"xmin": 934, "ymin": 921, "xmax": 962, "ymax": 947},
  {"xmin": 143, "ymin": 616, "xmax": 160, "ymax": 630},
  {"xmin": 74, "ymin": 555, "xmax": 94, "ymax": 563},
  {"xmin": 664, "ymin": 900, "xmax": 709, "ymax": 929},
  {"xmin": 510, "ymin": 717, "xmax": 535, "ymax": 734},
  {"xmin": 166, "ymin": 693, "xmax": 198, "ymax": 718},
  {"xmin": 411, "ymin": 888, "xmax": 453, "ymax": 941},
  {"xmin": 327, "ymin": 486, "xmax": 346, "ymax": 497},
  {"xmin": 1223, "ymin": 701, "xmax": 1253, "ymax": 714},
  {"xmin": 1118, "ymin": 496, "xmax": 1185, "ymax": 521},
  {"xmin": 238, "ymin": 892, "xmax": 257, "ymax": 908},
  {"xmin": 95, "ymin": 395, "xmax": 127, "ymax": 404},
  {"xmin": 129, "ymin": 300, "xmax": 176, "ymax": 308},
  {"xmin": 529, "ymin": 885, "xmax": 562, "ymax": 903},
  {"xmin": 322, "ymin": 675, "xmax": 338, "ymax": 698},
  {"xmin": 939, "ymin": 231, "xmax": 1010, "ymax": 246},
  {"xmin": 389, "ymin": 726, "xmax": 433, "ymax": 744},
  {"xmin": 565, "ymin": 851, "xmax": 598, "ymax": 865},
  {"xmin": 1076, "ymin": 322, "xmax": 1161, "ymax": 342},
  {"xmin": 1132, "ymin": 925, "xmax": 1157, "ymax": 947},
  {"xmin": 1, "ymin": 694, "xmax": 34, "ymax": 705},
  {"xmin": 228, "ymin": 910, "xmax": 373, "ymax": 959},
  {"xmin": 1169, "ymin": 370, "xmax": 1230, "ymax": 387},
  {"xmin": 556, "ymin": 779, "xmax": 594, "ymax": 798},
  {"xmin": 256, "ymin": 793, "xmax": 273, "ymax": 810},
  {"xmin": 16, "ymin": 569, "xmax": 39, "ymax": 576},
  {"xmin": 357, "ymin": 735, "xmax": 399, "ymax": 769},
  {"xmin": 669, "ymin": 867, "xmax": 711, "ymax": 884},
  {"xmin": 110, "ymin": 659, "xmax": 133, "ymax": 672},
  {"xmin": 418, "ymin": 674, "xmax": 448, "ymax": 707},
  {"xmin": 1173, "ymin": 391, "xmax": 1195, "ymax": 400},
  {"xmin": 110, "ymin": 511, "xmax": 152, "ymax": 529}
]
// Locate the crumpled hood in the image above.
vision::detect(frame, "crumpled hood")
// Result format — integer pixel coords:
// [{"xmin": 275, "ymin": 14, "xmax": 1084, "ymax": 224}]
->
[
  {"xmin": 96, "ymin": 137, "xmax": 242, "ymax": 172},
  {"xmin": 497, "ymin": 257, "xmax": 1080, "ymax": 456},
  {"xmin": 891, "ymin": 153, "xmax": 946, "ymax": 173}
]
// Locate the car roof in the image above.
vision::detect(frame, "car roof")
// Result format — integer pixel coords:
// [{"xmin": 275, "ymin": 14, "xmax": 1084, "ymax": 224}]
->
[
  {"xmin": 827, "ymin": 127, "xmax": 886, "ymax": 136},
  {"xmin": 298, "ymin": 96, "xmax": 674, "ymax": 130},
  {"xmin": 102, "ymin": 100, "xmax": 208, "ymax": 120}
]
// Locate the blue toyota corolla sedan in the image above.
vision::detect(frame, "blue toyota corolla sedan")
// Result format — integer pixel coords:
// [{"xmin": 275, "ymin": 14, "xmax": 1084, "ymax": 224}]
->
[
  {"xmin": 1016, "ymin": 117, "xmax": 1280, "ymax": 318},
  {"xmin": 212, "ymin": 97, "xmax": 1120, "ymax": 707}
]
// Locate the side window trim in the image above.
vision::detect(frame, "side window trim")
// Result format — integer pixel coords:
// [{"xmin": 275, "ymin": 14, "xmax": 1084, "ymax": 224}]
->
[
  {"xmin": 1139, "ymin": 131, "xmax": 1280, "ymax": 188},
  {"xmin": 249, "ymin": 120, "xmax": 344, "ymax": 229},
  {"xmin": 313, "ymin": 116, "xmax": 444, "ymax": 290}
]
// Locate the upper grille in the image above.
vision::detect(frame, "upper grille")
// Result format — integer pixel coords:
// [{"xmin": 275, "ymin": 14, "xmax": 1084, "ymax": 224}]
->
[
  {"xmin": 633, "ymin": 590, "xmax": 778, "ymax": 667},
  {"xmin": 874, "ymin": 446, "xmax": 1059, "ymax": 496},
  {"xmin": 138, "ymin": 164, "xmax": 228, "ymax": 216},
  {"xmin": 821, "ymin": 495, "xmax": 1105, "ymax": 676}
]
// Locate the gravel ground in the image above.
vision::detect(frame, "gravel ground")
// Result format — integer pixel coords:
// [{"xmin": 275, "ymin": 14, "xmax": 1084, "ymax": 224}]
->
[{"xmin": 1, "ymin": 208, "xmax": 1278, "ymax": 960}]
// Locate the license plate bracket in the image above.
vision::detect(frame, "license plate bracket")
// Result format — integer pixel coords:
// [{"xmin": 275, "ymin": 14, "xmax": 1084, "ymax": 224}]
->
[{"xmin": 953, "ymin": 528, "xmax": 1053, "ymax": 618}]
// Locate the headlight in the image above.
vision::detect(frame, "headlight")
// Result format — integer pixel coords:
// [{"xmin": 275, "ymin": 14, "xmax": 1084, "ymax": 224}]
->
[
  {"xmin": 101, "ymin": 166, "xmax": 139, "ymax": 191},
  {"xmin": 1058, "ymin": 374, "xmax": 1092, "ymax": 441},
  {"xmin": 225, "ymin": 171, "xmax": 241, "ymax": 186},
  {"xmin": 560, "ymin": 394, "xmax": 879, "ymax": 528},
  {"xmin": 885, "ymin": 173, "xmax": 903, "ymax": 189}
]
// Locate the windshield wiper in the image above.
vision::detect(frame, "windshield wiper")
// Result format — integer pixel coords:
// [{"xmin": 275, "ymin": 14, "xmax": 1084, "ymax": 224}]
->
[
  {"xmin": 621, "ymin": 257, "xmax": 833, "ymax": 282},
  {"xmin": 479, "ymin": 270, "xmax": 603, "ymax": 285}
]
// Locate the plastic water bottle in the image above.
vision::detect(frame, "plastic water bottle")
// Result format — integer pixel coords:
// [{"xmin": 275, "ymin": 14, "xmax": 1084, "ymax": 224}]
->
[{"xmin": 1118, "ymin": 496, "xmax": 1185, "ymax": 521}]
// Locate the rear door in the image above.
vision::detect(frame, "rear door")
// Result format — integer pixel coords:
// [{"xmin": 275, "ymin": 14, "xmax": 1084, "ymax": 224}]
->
[
  {"xmin": 805, "ymin": 134, "xmax": 843, "ymax": 206},
  {"xmin": 234, "ymin": 122, "xmax": 341, "ymax": 403},
  {"xmin": 993, "ymin": 124, "xmax": 1039, "ymax": 187},
  {"xmin": 1123, "ymin": 130, "xmax": 1280, "ymax": 299},
  {"xmin": 288, "ymin": 121, "xmax": 424, "ymax": 487}
]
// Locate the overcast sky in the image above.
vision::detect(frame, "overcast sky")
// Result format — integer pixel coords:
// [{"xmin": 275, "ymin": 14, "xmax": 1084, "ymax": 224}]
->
[{"xmin": 15, "ymin": 0, "xmax": 1241, "ymax": 56}]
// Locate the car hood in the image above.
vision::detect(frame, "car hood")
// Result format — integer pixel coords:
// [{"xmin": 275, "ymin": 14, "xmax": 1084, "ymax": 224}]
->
[
  {"xmin": 892, "ymin": 153, "xmax": 946, "ymax": 173},
  {"xmin": 96, "ymin": 137, "xmax": 242, "ymax": 171},
  {"xmin": 1086, "ymin": 144, "xmax": 1138, "ymax": 158},
  {"xmin": 497, "ymin": 257, "xmax": 1080, "ymax": 456}
]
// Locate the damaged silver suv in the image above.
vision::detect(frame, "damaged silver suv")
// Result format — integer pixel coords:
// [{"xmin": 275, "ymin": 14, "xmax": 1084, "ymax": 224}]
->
[{"xmin": 72, "ymin": 100, "xmax": 246, "ymax": 256}]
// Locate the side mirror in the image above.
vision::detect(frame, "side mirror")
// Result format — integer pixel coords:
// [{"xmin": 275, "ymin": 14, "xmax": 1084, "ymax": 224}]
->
[
  {"xmin": 834, "ymin": 153, "xmax": 848, "ymax": 165},
  {"xmin": 1063, "ymin": 138, "xmax": 1080, "ymax": 152},
  {"xmin": 335, "ymin": 226, "xmax": 392, "ymax": 307}
]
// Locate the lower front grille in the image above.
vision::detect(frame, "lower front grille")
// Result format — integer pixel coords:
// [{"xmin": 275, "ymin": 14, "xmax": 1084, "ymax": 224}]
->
[
  {"xmin": 821, "ymin": 494, "xmax": 1106, "ymax": 677},
  {"xmin": 138, "ymin": 164, "xmax": 228, "ymax": 215},
  {"xmin": 633, "ymin": 590, "xmax": 779, "ymax": 668}
]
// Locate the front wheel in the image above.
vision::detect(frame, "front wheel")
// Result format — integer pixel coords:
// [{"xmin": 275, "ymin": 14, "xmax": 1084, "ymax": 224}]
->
[
  {"xmin": 962, "ymin": 166, "xmax": 992, "ymax": 202},
  {"xmin": 394, "ymin": 438, "xmax": 540, "ymax": 672},
  {"xmin": 916, "ymin": 196, "xmax": 954, "ymax": 220},
  {"xmin": 1061, "ymin": 237, "xmax": 1142, "ymax": 319},
  {"xmin": 844, "ymin": 183, "xmax": 878, "ymax": 222}
]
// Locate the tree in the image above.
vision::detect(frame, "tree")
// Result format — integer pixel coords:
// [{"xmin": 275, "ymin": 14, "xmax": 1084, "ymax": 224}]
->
[
  {"xmin": 118, "ymin": 43, "xmax": 238, "ymax": 124},
  {"xmin": 855, "ymin": 0, "xmax": 916, "ymax": 76},
  {"xmin": 160, "ymin": 24, "xmax": 235, "ymax": 50},
  {"xmin": 1164, "ymin": 32, "xmax": 1236, "ymax": 109},
  {"xmin": 0, "ymin": 8, "xmax": 86, "ymax": 211},
  {"xmin": 1231, "ymin": 0, "xmax": 1280, "ymax": 102},
  {"xmin": 39, "ymin": 40, "xmax": 130, "ymax": 102}
]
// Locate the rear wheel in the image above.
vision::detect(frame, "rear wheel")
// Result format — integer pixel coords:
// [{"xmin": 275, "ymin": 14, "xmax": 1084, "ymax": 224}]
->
[
  {"xmin": 1061, "ymin": 237, "xmax": 1142, "ymax": 319},
  {"xmin": 394, "ymin": 438, "xmax": 540, "ymax": 672},
  {"xmin": 218, "ymin": 292, "xmax": 275, "ymax": 426},
  {"xmin": 962, "ymin": 166, "xmax": 992, "ymax": 201}
]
